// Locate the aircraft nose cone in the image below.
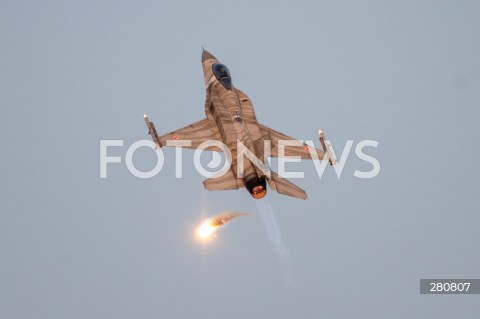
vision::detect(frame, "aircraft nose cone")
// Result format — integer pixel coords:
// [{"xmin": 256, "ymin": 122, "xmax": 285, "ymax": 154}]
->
[{"xmin": 202, "ymin": 49, "xmax": 217, "ymax": 62}]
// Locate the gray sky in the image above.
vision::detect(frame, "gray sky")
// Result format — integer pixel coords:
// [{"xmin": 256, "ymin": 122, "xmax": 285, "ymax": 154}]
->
[{"xmin": 1, "ymin": 1, "xmax": 479, "ymax": 318}]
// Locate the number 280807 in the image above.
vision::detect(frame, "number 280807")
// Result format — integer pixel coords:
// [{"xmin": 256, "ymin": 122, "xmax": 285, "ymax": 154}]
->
[{"xmin": 430, "ymin": 282, "xmax": 470, "ymax": 292}]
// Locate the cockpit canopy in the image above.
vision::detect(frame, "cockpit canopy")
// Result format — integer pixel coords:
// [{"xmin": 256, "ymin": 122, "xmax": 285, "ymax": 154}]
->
[{"xmin": 212, "ymin": 63, "xmax": 232, "ymax": 90}]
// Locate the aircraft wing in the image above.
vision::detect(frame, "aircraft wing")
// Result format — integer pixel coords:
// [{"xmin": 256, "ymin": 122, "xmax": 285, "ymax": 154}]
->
[
  {"xmin": 203, "ymin": 169, "xmax": 244, "ymax": 191},
  {"xmin": 259, "ymin": 124, "xmax": 326, "ymax": 160},
  {"xmin": 144, "ymin": 115, "xmax": 223, "ymax": 151}
]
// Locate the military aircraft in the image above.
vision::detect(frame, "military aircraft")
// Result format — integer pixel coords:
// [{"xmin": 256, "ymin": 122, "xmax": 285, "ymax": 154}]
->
[{"xmin": 144, "ymin": 49, "xmax": 336, "ymax": 199}]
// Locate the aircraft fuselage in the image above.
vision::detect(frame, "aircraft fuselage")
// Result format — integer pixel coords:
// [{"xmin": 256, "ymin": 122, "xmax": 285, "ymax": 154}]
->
[{"xmin": 201, "ymin": 51, "xmax": 267, "ymax": 198}]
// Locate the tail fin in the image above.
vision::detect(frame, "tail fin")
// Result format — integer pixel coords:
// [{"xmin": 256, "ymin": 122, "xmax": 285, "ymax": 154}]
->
[{"xmin": 267, "ymin": 171, "xmax": 307, "ymax": 200}]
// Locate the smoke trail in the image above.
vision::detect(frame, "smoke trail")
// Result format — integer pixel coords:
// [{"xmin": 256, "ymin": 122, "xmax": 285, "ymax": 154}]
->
[
  {"xmin": 254, "ymin": 197, "xmax": 292, "ymax": 282},
  {"xmin": 197, "ymin": 211, "xmax": 251, "ymax": 239}
]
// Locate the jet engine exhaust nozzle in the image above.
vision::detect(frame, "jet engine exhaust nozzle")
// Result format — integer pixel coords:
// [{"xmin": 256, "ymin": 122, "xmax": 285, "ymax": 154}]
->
[{"xmin": 245, "ymin": 174, "xmax": 267, "ymax": 199}]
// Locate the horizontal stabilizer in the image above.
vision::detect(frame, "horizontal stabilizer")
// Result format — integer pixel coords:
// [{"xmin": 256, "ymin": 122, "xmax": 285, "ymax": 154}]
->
[
  {"xmin": 267, "ymin": 171, "xmax": 307, "ymax": 200},
  {"xmin": 203, "ymin": 169, "xmax": 244, "ymax": 191}
]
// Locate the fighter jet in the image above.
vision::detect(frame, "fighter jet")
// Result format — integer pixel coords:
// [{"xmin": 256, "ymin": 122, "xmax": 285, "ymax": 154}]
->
[{"xmin": 144, "ymin": 49, "xmax": 336, "ymax": 199}]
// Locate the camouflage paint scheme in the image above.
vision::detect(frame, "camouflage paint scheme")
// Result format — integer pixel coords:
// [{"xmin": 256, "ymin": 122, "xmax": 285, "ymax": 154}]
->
[{"xmin": 144, "ymin": 50, "xmax": 335, "ymax": 199}]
